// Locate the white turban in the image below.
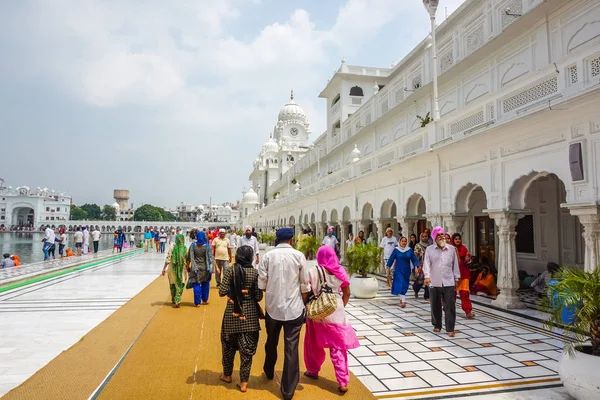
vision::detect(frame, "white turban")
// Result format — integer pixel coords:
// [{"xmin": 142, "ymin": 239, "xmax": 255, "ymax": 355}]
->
[{"xmin": 245, "ymin": 225, "xmax": 252, "ymax": 231}]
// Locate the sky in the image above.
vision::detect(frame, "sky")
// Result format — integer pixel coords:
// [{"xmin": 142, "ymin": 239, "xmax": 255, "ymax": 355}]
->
[{"xmin": 0, "ymin": 0, "xmax": 467, "ymax": 209}]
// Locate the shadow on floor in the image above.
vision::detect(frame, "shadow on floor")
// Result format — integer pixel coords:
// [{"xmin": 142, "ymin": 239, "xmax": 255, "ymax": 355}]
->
[{"xmin": 186, "ymin": 369, "xmax": 345, "ymax": 398}]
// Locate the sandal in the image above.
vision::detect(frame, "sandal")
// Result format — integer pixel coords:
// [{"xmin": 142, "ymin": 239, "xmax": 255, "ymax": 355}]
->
[
  {"xmin": 448, "ymin": 331, "xmax": 456, "ymax": 337},
  {"xmin": 400, "ymin": 302, "xmax": 406, "ymax": 308},
  {"xmin": 338, "ymin": 386, "xmax": 348, "ymax": 393},
  {"xmin": 466, "ymin": 312, "xmax": 475, "ymax": 319},
  {"xmin": 433, "ymin": 328, "xmax": 441, "ymax": 333}
]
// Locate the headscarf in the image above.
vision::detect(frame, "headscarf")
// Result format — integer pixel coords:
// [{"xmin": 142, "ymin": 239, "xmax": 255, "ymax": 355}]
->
[
  {"xmin": 230, "ymin": 245, "xmax": 255, "ymax": 320},
  {"xmin": 431, "ymin": 226, "xmax": 446, "ymax": 241},
  {"xmin": 275, "ymin": 228, "xmax": 294, "ymax": 246},
  {"xmin": 170, "ymin": 234, "xmax": 187, "ymax": 287},
  {"xmin": 316, "ymin": 245, "xmax": 350, "ymax": 288},
  {"xmin": 397, "ymin": 237, "xmax": 410, "ymax": 253},
  {"xmin": 196, "ymin": 231, "xmax": 207, "ymax": 246},
  {"xmin": 327, "ymin": 226, "xmax": 334, "ymax": 234},
  {"xmin": 452, "ymin": 233, "xmax": 470, "ymax": 279}
]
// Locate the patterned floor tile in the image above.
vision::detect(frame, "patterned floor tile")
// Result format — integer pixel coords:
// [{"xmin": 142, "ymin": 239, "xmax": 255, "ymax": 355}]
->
[
  {"xmin": 427, "ymin": 359, "xmax": 466, "ymax": 373},
  {"xmin": 509, "ymin": 365, "xmax": 556, "ymax": 378},
  {"xmin": 483, "ymin": 354, "xmax": 525, "ymax": 368},
  {"xmin": 441, "ymin": 346, "xmax": 477, "ymax": 358},
  {"xmin": 391, "ymin": 361, "xmax": 434, "ymax": 372},
  {"xmin": 368, "ymin": 343, "xmax": 404, "ymax": 352},
  {"xmin": 470, "ymin": 346, "xmax": 508, "ymax": 356},
  {"xmin": 416, "ymin": 350, "xmax": 454, "ymax": 361},
  {"xmin": 416, "ymin": 369, "xmax": 458, "ymax": 386},
  {"xmin": 349, "ymin": 346, "xmax": 375, "ymax": 358},
  {"xmin": 493, "ymin": 342, "xmax": 529, "ymax": 353},
  {"xmin": 349, "ymin": 365, "xmax": 371, "ymax": 376},
  {"xmin": 400, "ymin": 342, "xmax": 433, "ymax": 353},
  {"xmin": 447, "ymin": 371, "xmax": 495, "ymax": 384},
  {"xmin": 357, "ymin": 374, "xmax": 387, "ymax": 392},
  {"xmin": 387, "ymin": 350, "xmax": 421, "ymax": 363},
  {"xmin": 477, "ymin": 364, "xmax": 521, "ymax": 380},
  {"xmin": 536, "ymin": 359, "xmax": 559, "ymax": 372},
  {"xmin": 506, "ymin": 352, "xmax": 549, "ymax": 362},
  {"xmin": 382, "ymin": 376, "xmax": 430, "ymax": 390},
  {"xmin": 366, "ymin": 364, "xmax": 403, "ymax": 379},
  {"xmin": 356, "ymin": 355, "xmax": 397, "ymax": 365},
  {"xmin": 451, "ymin": 356, "xmax": 494, "ymax": 366},
  {"xmin": 365, "ymin": 335, "xmax": 393, "ymax": 345}
]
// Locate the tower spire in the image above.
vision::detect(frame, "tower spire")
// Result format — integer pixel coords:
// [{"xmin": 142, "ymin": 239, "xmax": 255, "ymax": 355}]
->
[{"xmin": 290, "ymin": 90, "xmax": 294, "ymax": 100}]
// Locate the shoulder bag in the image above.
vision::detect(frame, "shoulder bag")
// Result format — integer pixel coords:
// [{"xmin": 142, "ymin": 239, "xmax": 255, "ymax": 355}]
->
[{"xmin": 306, "ymin": 265, "xmax": 338, "ymax": 320}]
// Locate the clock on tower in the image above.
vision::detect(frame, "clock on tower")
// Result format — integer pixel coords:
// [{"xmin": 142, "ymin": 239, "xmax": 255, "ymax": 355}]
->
[{"xmin": 290, "ymin": 127, "xmax": 299, "ymax": 136}]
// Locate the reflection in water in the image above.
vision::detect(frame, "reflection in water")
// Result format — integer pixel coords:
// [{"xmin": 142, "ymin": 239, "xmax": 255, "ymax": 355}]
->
[{"xmin": 0, "ymin": 233, "xmax": 121, "ymax": 265}]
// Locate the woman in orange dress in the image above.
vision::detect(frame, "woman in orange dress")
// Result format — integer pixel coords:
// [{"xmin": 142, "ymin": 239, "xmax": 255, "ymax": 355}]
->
[
  {"xmin": 471, "ymin": 265, "xmax": 498, "ymax": 296},
  {"xmin": 452, "ymin": 233, "xmax": 475, "ymax": 319}
]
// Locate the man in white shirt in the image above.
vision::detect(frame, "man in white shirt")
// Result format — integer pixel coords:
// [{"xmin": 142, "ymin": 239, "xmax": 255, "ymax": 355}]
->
[
  {"xmin": 91, "ymin": 227, "xmax": 101, "ymax": 253},
  {"xmin": 73, "ymin": 227, "xmax": 84, "ymax": 256},
  {"xmin": 321, "ymin": 226, "xmax": 339, "ymax": 254},
  {"xmin": 379, "ymin": 227, "xmax": 399, "ymax": 273},
  {"xmin": 239, "ymin": 225, "xmax": 259, "ymax": 266},
  {"xmin": 82, "ymin": 226, "xmax": 90, "ymax": 254},
  {"xmin": 227, "ymin": 228, "xmax": 238, "ymax": 257},
  {"xmin": 259, "ymin": 228, "xmax": 311, "ymax": 400},
  {"xmin": 42, "ymin": 226, "xmax": 56, "ymax": 261},
  {"xmin": 423, "ymin": 226, "xmax": 460, "ymax": 337}
]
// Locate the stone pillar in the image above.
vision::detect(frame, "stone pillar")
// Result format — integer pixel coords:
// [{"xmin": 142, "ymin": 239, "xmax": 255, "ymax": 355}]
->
[
  {"xmin": 426, "ymin": 214, "xmax": 442, "ymax": 229},
  {"xmin": 568, "ymin": 205, "xmax": 600, "ymax": 273},
  {"xmin": 487, "ymin": 210, "xmax": 526, "ymax": 309},
  {"xmin": 396, "ymin": 216, "xmax": 416, "ymax": 237},
  {"xmin": 376, "ymin": 219, "xmax": 387, "ymax": 243},
  {"xmin": 340, "ymin": 223, "xmax": 348, "ymax": 263},
  {"xmin": 443, "ymin": 214, "xmax": 467, "ymax": 236}
]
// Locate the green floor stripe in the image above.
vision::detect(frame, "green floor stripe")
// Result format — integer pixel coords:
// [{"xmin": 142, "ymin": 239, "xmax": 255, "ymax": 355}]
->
[{"xmin": 0, "ymin": 250, "xmax": 143, "ymax": 293}]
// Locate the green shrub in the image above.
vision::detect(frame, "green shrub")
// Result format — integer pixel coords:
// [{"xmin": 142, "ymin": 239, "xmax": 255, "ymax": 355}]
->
[
  {"xmin": 298, "ymin": 235, "xmax": 319, "ymax": 260},
  {"xmin": 542, "ymin": 266, "xmax": 600, "ymax": 357},
  {"xmin": 346, "ymin": 243, "xmax": 380, "ymax": 277}
]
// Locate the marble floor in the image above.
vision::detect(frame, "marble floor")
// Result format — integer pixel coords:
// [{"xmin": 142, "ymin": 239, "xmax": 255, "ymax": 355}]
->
[
  {"xmin": 0, "ymin": 248, "xmax": 139, "ymax": 286},
  {"xmin": 348, "ymin": 285, "xmax": 573, "ymax": 399},
  {"xmin": 1, "ymin": 252, "xmax": 576, "ymax": 399},
  {"xmin": 0, "ymin": 252, "xmax": 161, "ymax": 397}
]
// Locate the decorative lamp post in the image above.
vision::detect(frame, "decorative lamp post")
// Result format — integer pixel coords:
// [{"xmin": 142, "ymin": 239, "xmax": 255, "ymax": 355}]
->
[{"xmin": 423, "ymin": 0, "xmax": 440, "ymax": 122}]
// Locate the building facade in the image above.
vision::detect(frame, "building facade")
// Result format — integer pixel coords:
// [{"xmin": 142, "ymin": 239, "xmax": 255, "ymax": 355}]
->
[
  {"xmin": 0, "ymin": 185, "xmax": 71, "ymax": 228},
  {"xmin": 242, "ymin": 0, "xmax": 600, "ymax": 310}
]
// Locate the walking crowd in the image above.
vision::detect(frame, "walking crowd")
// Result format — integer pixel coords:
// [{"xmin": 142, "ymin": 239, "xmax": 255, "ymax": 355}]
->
[{"xmin": 157, "ymin": 222, "xmax": 503, "ymax": 399}]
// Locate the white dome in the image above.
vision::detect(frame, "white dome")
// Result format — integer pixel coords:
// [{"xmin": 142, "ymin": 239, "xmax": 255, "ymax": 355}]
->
[
  {"xmin": 262, "ymin": 136, "xmax": 279, "ymax": 154},
  {"xmin": 112, "ymin": 202, "xmax": 120, "ymax": 210},
  {"xmin": 225, "ymin": 205, "xmax": 232, "ymax": 211},
  {"xmin": 243, "ymin": 187, "xmax": 259, "ymax": 204},
  {"xmin": 278, "ymin": 91, "xmax": 307, "ymax": 124}
]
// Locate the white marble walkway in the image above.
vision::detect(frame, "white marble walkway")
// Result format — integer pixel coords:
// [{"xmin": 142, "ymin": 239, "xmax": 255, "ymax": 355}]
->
[{"xmin": 0, "ymin": 252, "xmax": 162, "ymax": 397}]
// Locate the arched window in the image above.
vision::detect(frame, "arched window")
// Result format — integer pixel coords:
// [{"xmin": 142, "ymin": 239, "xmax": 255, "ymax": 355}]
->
[{"xmin": 349, "ymin": 86, "xmax": 364, "ymax": 96}]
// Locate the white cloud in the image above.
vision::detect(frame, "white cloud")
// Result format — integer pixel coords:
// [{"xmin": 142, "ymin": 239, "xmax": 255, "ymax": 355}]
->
[{"xmin": 0, "ymin": 0, "xmax": 467, "ymax": 205}]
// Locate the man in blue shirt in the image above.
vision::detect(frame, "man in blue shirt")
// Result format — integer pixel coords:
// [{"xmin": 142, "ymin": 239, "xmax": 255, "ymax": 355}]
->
[{"xmin": 144, "ymin": 229, "xmax": 154, "ymax": 252}]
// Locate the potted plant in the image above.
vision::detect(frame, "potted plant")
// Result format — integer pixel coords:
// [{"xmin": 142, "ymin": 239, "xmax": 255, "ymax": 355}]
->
[
  {"xmin": 258, "ymin": 233, "xmax": 277, "ymax": 252},
  {"xmin": 298, "ymin": 235, "xmax": 319, "ymax": 261},
  {"xmin": 543, "ymin": 266, "xmax": 600, "ymax": 400},
  {"xmin": 346, "ymin": 243, "xmax": 380, "ymax": 299}
]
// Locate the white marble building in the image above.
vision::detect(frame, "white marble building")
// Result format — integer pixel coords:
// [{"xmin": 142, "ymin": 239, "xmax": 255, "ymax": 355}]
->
[
  {"xmin": 0, "ymin": 184, "xmax": 71, "ymax": 228},
  {"xmin": 242, "ymin": 0, "xmax": 600, "ymax": 309}
]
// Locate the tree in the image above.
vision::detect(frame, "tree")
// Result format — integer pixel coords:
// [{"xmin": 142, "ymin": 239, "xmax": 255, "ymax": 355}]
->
[
  {"xmin": 70, "ymin": 205, "xmax": 88, "ymax": 220},
  {"xmin": 134, "ymin": 204, "xmax": 163, "ymax": 221},
  {"xmin": 102, "ymin": 205, "xmax": 117, "ymax": 221},
  {"xmin": 80, "ymin": 203, "xmax": 102, "ymax": 220}
]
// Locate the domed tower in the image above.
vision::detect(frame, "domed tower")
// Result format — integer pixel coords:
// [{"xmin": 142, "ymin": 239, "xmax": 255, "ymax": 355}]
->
[
  {"xmin": 241, "ymin": 184, "xmax": 260, "ymax": 218},
  {"xmin": 113, "ymin": 189, "xmax": 130, "ymax": 210},
  {"xmin": 274, "ymin": 90, "xmax": 311, "ymax": 176}
]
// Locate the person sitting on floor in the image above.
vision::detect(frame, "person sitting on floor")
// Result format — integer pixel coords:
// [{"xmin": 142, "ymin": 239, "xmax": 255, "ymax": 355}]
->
[
  {"xmin": 65, "ymin": 248, "xmax": 75, "ymax": 257},
  {"xmin": 530, "ymin": 262, "xmax": 559, "ymax": 298},
  {"xmin": 0, "ymin": 253, "xmax": 15, "ymax": 268},
  {"xmin": 10, "ymin": 254, "xmax": 21, "ymax": 266},
  {"xmin": 471, "ymin": 265, "xmax": 498, "ymax": 297}
]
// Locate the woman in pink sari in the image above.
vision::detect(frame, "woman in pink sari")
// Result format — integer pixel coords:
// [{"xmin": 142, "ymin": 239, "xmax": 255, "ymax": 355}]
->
[{"xmin": 303, "ymin": 245, "xmax": 359, "ymax": 393}]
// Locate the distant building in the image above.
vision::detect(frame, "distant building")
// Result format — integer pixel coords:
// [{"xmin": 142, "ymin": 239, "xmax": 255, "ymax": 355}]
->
[{"xmin": 0, "ymin": 184, "xmax": 71, "ymax": 229}]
